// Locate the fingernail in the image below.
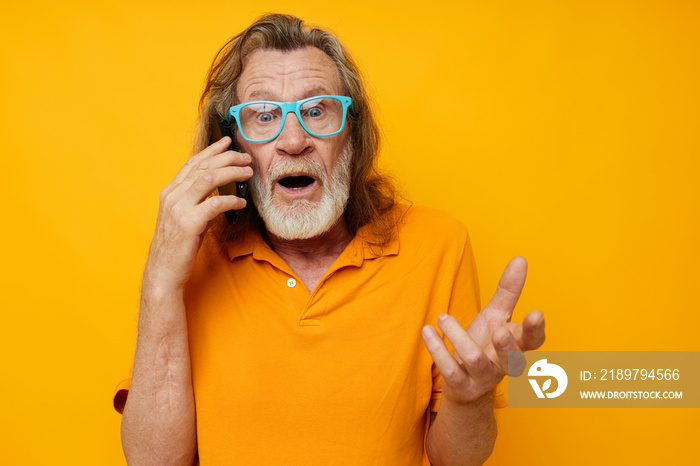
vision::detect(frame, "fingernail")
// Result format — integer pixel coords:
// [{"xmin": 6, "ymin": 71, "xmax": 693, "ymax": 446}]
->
[
  {"xmin": 438, "ymin": 313, "xmax": 449, "ymax": 321},
  {"xmin": 422, "ymin": 325, "xmax": 432, "ymax": 338},
  {"xmin": 533, "ymin": 315, "xmax": 544, "ymax": 328}
]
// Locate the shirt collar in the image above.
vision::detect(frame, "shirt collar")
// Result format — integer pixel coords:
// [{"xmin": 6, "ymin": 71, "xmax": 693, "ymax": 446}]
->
[{"xmin": 224, "ymin": 213, "xmax": 400, "ymax": 269}]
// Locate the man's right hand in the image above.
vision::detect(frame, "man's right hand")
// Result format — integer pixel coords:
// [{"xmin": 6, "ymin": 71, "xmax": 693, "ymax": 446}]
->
[
  {"xmin": 122, "ymin": 136, "xmax": 252, "ymax": 464},
  {"xmin": 143, "ymin": 136, "xmax": 253, "ymax": 293}
]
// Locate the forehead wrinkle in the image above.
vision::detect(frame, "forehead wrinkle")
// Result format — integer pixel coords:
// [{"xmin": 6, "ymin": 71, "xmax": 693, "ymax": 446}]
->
[
  {"xmin": 237, "ymin": 48, "xmax": 343, "ymax": 103},
  {"xmin": 241, "ymin": 70, "xmax": 340, "ymax": 101},
  {"xmin": 249, "ymin": 85, "xmax": 339, "ymax": 102}
]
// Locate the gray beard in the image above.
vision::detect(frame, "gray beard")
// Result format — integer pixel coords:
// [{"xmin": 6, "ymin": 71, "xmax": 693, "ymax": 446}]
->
[{"xmin": 249, "ymin": 141, "xmax": 353, "ymax": 240}]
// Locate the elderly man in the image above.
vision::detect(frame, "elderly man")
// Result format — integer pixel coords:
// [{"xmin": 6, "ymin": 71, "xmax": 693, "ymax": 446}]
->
[{"xmin": 115, "ymin": 13, "xmax": 545, "ymax": 465}]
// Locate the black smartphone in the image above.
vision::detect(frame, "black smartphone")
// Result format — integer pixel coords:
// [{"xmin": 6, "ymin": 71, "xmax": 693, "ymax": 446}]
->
[{"xmin": 210, "ymin": 115, "xmax": 249, "ymax": 223}]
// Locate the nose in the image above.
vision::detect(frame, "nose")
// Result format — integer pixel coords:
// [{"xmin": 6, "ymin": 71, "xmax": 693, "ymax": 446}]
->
[{"xmin": 275, "ymin": 112, "xmax": 312, "ymax": 156}]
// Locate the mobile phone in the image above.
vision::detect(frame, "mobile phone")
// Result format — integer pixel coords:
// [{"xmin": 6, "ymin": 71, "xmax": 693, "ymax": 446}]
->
[{"xmin": 210, "ymin": 115, "xmax": 249, "ymax": 223}]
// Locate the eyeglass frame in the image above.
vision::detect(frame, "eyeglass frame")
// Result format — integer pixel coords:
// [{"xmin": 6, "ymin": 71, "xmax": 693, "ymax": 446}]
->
[{"xmin": 227, "ymin": 95, "xmax": 355, "ymax": 143}]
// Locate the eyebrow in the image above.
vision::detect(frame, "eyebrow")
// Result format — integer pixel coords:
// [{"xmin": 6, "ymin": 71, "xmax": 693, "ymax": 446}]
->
[
  {"xmin": 247, "ymin": 86, "xmax": 338, "ymax": 102},
  {"xmin": 247, "ymin": 90, "xmax": 276, "ymax": 101}
]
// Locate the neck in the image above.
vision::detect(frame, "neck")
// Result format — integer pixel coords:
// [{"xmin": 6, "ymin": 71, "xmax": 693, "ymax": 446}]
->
[
  {"xmin": 265, "ymin": 218, "xmax": 353, "ymax": 292},
  {"xmin": 267, "ymin": 217, "xmax": 352, "ymax": 261}
]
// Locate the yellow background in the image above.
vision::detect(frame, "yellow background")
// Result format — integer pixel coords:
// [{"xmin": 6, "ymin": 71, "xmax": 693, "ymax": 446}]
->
[{"xmin": 1, "ymin": 0, "xmax": 698, "ymax": 464}]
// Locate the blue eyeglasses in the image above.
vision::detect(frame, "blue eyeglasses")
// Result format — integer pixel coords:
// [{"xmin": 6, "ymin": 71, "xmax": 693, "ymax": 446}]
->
[{"xmin": 228, "ymin": 95, "xmax": 354, "ymax": 143}]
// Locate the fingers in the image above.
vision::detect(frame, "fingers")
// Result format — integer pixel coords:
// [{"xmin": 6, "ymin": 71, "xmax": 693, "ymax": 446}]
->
[
  {"xmin": 164, "ymin": 169, "xmax": 251, "ymax": 238},
  {"xmin": 422, "ymin": 324, "xmax": 469, "ymax": 388},
  {"xmin": 162, "ymin": 138, "xmax": 252, "ymax": 213},
  {"xmin": 482, "ymin": 256, "xmax": 528, "ymax": 322},
  {"xmin": 181, "ymin": 164, "xmax": 253, "ymax": 206},
  {"xmin": 466, "ymin": 257, "xmax": 528, "ymax": 346},
  {"xmin": 423, "ymin": 311, "xmax": 547, "ymax": 405},
  {"xmin": 197, "ymin": 195, "xmax": 248, "ymax": 234},
  {"xmin": 517, "ymin": 310, "xmax": 546, "ymax": 351},
  {"xmin": 194, "ymin": 148, "xmax": 251, "ymax": 172},
  {"xmin": 493, "ymin": 326, "xmax": 526, "ymax": 376},
  {"xmin": 170, "ymin": 136, "xmax": 234, "ymax": 188},
  {"xmin": 437, "ymin": 314, "xmax": 496, "ymax": 382},
  {"xmin": 179, "ymin": 149, "xmax": 252, "ymax": 199},
  {"xmin": 155, "ymin": 136, "xmax": 253, "ymax": 240},
  {"xmin": 491, "ymin": 311, "xmax": 545, "ymax": 377},
  {"xmin": 422, "ymin": 315, "xmax": 506, "ymax": 403},
  {"xmin": 491, "ymin": 309, "xmax": 545, "ymax": 370}
]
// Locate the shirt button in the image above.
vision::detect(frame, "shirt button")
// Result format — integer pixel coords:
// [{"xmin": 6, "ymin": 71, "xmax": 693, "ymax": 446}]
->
[{"xmin": 287, "ymin": 278, "xmax": 297, "ymax": 288}]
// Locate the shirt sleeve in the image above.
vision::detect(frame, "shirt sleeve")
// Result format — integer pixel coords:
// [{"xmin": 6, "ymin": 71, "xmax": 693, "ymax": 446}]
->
[
  {"xmin": 113, "ymin": 377, "xmax": 131, "ymax": 414},
  {"xmin": 430, "ymin": 228, "xmax": 508, "ymax": 411}
]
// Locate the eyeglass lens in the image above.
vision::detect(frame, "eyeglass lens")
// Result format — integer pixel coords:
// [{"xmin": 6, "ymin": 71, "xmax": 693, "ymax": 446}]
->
[{"xmin": 238, "ymin": 97, "xmax": 345, "ymax": 140}]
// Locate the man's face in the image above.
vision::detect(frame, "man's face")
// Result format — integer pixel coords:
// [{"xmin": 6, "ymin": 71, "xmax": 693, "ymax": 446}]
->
[{"xmin": 235, "ymin": 47, "xmax": 352, "ymax": 240}]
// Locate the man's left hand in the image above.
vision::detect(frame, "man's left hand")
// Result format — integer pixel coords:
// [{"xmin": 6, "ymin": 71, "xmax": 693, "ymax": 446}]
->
[{"xmin": 422, "ymin": 256, "xmax": 546, "ymax": 405}]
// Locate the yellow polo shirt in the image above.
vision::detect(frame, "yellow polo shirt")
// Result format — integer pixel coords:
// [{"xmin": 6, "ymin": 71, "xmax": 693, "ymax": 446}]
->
[{"xmin": 115, "ymin": 205, "xmax": 506, "ymax": 464}]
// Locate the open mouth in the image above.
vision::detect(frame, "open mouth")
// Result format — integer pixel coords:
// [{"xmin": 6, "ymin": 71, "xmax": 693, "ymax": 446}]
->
[{"xmin": 278, "ymin": 175, "xmax": 316, "ymax": 190}]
